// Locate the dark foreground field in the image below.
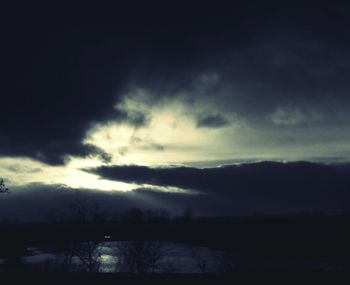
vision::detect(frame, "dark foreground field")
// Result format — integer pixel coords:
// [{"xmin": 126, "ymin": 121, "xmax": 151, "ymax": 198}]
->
[
  {"xmin": 1, "ymin": 211, "xmax": 350, "ymax": 273},
  {"xmin": 1, "ymin": 272, "xmax": 350, "ymax": 285}
]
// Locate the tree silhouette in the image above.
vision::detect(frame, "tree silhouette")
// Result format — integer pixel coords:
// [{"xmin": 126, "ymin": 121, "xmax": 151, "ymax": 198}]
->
[
  {"xmin": 0, "ymin": 178, "xmax": 9, "ymax": 194},
  {"xmin": 115, "ymin": 240, "xmax": 165, "ymax": 273},
  {"xmin": 73, "ymin": 241, "xmax": 102, "ymax": 272}
]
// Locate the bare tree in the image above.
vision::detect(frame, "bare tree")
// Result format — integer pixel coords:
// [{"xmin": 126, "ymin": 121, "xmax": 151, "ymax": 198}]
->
[
  {"xmin": 189, "ymin": 246, "xmax": 208, "ymax": 273},
  {"xmin": 53, "ymin": 241, "xmax": 80, "ymax": 272},
  {"xmin": 44, "ymin": 239, "xmax": 103, "ymax": 272},
  {"xmin": 67, "ymin": 197, "xmax": 89, "ymax": 224},
  {"xmin": 73, "ymin": 241, "xmax": 102, "ymax": 272},
  {"xmin": 0, "ymin": 178, "xmax": 9, "ymax": 194},
  {"xmin": 54, "ymin": 195, "xmax": 104, "ymax": 272},
  {"xmin": 114, "ymin": 240, "xmax": 165, "ymax": 273},
  {"xmin": 61, "ymin": 244, "xmax": 76, "ymax": 271}
]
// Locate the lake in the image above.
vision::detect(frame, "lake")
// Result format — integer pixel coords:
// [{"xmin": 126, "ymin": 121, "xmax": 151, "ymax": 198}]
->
[
  {"xmin": 0, "ymin": 240, "xmax": 344, "ymax": 272},
  {"xmin": 0, "ymin": 241, "xmax": 222, "ymax": 273}
]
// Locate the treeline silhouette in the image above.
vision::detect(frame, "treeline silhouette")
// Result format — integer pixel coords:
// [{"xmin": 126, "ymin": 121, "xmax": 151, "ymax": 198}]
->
[{"xmin": 1, "ymin": 207, "xmax": 350, "ymax": 272}]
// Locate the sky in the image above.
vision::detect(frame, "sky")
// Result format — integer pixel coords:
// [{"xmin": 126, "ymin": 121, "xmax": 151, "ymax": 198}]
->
[{"xmin": 1, "ymin": 1, "xmax": 350, "ymax": 219}]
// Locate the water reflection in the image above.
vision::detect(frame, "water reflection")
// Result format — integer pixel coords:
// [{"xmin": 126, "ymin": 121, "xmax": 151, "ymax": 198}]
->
[
  {"xmin": 0, "ymin": 241, "xmax": 220, "ymax": 273},
  {"xmin": 1, "ymin": 241, "xmax": 343, "ymax": 272}
]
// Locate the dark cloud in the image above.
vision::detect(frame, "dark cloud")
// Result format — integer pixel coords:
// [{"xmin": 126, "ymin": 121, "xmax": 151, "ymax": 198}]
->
[
  {"xmin": 87, "ymin": 162, "xmax": 350, "ymax": 213},
  {"xmin": 196, "ymin": 115, "xmax": 230, "ymax": 128},
  {"xmin": 2, "ymin": 1, "xmax": 350, "ymax": 164},
  {"xmin": 1, "ymin": 25, "xmax": 128, "ymax": 164},
  {"xmin": 117, "ymin": 110, "xmax": 150, "ymax": 128},
  {"xmin": 3, "ymin": 160, "xmax": 350, "ymax": 222},
  {"xmin": 0, "ymin": 178, "xmax": 339, "ymax": 223},
  {"xmin": 0, "ymin": 138, "xmax": 112, "ymax": 165}
]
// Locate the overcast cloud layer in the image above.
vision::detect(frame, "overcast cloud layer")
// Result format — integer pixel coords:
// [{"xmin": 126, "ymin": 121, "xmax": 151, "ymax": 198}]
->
[{"xmin": 2, "ymin": 1, "xmax": 350, "ymax": 166}]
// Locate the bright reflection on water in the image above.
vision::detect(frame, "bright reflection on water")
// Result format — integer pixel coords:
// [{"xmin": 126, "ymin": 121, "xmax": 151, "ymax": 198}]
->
[
  {"xmin": 99, "ymin": 254, "xmax": 117, "ymax": 272},
  {"xmin": 97, "ymin": 243, "xmax": 119, "ymax": 272},
  {"xmin": 95, "ymin": 241, "xmax": 219, "ymax": 273}
]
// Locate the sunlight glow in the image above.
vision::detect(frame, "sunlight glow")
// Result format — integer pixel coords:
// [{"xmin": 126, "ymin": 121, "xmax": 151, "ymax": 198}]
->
[
  {"xmin": 0, "ymin": 157, "xmax": 135, "ymax": 191},
  {"xmin": 83, "ymin": 91, "xmax": 239, "ymax": 166},
  {"xmin": 1, "ymin": 89, "xmax": 241, "ymax": 191}
]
